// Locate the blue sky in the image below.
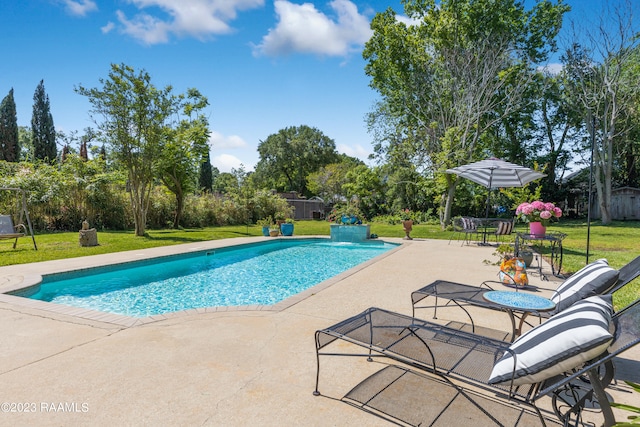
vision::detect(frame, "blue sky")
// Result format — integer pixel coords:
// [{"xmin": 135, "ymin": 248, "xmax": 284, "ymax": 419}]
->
[{"xmin": 0, "ymin": 1, "xmax": 632, "ymax": 172}]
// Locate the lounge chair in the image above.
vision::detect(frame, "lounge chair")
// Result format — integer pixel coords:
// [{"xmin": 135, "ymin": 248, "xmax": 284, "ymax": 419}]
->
[
  {"xmin": 314, "ymin": 295, "xmax": 640, "ymax": 427},
  {"xmin": 0, "ymin": 214, "xmax": 26, "ymax": 249},
  {"xmin": 410, "ymin": 256, "xmax": 640, "ymax": 339}
]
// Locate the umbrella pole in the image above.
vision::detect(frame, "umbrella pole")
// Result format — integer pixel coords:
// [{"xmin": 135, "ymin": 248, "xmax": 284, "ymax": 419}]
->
[{"xmin": 480, "ymin": 174, "xmax": 493, "ymax": 246}]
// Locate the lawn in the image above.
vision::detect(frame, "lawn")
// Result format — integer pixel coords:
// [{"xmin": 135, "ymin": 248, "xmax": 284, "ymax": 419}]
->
[{"xmin": 1, "ymin": 219, "xmax": 638, "ymax": 307}]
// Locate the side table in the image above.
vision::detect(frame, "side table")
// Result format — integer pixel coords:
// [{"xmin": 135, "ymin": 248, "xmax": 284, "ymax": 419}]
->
[{"xmin": 482, "ymin": 290, "xmax": 556, "ymax": 340}]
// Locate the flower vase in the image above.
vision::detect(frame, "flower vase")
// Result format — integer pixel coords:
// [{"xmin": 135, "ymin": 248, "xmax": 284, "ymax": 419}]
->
[{"xmin": 529, "ymin": 221, "xmax": 546, "ymax": 237}]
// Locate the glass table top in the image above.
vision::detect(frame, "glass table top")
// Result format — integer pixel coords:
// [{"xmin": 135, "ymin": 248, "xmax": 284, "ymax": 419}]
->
[{"xmin": 483, "ymin": 290, "xmax": 556, "ymax": 311}]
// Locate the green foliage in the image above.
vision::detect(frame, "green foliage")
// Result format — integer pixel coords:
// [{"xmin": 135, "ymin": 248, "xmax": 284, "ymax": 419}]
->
[
  {"xmin": 31, "ymin": 80, "xmax": 57, "ymax": 164},
  {"xmin": 0, "ymin": 89, "xmax": 19, "ymax": 162},
  {"xmin": 199, "ymin": 149, "xmax": 213, "ymax": 192},
  {"xmin": 254, "ymin": 125, "xmax": 341, "ymax": 196},
  {"xmin": 75, "ymin": 63, "xmax": 209, "ymax": 235}
]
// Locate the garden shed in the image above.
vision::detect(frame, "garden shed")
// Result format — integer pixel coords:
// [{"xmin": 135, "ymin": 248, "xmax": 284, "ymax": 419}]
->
[
  {"xmin": 279, "ymin": 192, "xmax": 325, "ymax": 220},
  {"xmin": 590, "ymin": 187, "xmax": 640, "ymax": 220}
]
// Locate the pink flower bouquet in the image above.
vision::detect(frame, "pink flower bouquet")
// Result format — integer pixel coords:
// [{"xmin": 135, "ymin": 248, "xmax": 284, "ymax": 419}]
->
[{"xmin": 516, "ymin": 201, "xmax": 562, "ymax": 226}]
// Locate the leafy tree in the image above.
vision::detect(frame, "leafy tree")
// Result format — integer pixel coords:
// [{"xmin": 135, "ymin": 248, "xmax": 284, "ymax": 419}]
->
[
  {"xmin": 156, "ymin": 88, "xmax": 210, "ymax": 228},
  {"xmin": 363, "ymin": 0, "xmax": 569, "ymax": 227},
  {"xmin": 342, "ymin": 165, "xmax": 388, "ymax": 219},
  {"xmin": 254, "ymin": 125, "xmax": 340, "ymax": 196},
  {"xmin": 306, "ymin": 156, "xmax": 363, "ymax": 204},
  {"xmin": 76, "ymin": 63, "xmax": 178, "ymax": 236},
  {"xmin": 31, "ymin": 80, "xmax": 57, "ymax": 163},
  {"xmin": 562, "ymin": 2, "xmax": 640, "ymax": 224},
  {"xmin": 199, "ymin": 148, "xmax": 213, "ymax": 192},
  {"xmin": 0, "ymin": 89, "xmax": 19, "ymax": 162}
]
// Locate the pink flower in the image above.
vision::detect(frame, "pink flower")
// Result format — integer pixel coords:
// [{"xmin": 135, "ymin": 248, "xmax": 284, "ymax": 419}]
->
[
  {"xmin": 521, "ymin": 205, "xmax": 534, "ymax": 215},
  {"xmin": 531, "ymin": 201, "xmax": 545, "ymax": 210},
  {"xmin": 544, "ymin": 202, "xmax": 556, "ymax": 211},
  {"xmin": 539, "ymin": 210, "xmax": 552, "ymax": 220}
]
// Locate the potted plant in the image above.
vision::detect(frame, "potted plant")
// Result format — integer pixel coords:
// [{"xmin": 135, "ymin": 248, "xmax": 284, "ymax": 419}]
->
[
  {"xmin": 269, "ymin": 225, "xmax": 280, "ymax": 237},
  {"xmin": 400, "ymin": 209, "xmax": 413, "ymax": 240},
  {"xmin": 515, "ymin": 200, "xmax": 563, "ymax": 236},
  {"xmin": 280, "ymin": 218, "xmax": 294, "ymax": 236},
  {"xmin": 257, "ymin": 216, "xmax": 273, "ymax": 237}
]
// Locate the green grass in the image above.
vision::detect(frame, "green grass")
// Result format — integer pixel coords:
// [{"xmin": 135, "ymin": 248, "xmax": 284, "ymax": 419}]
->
[{"xmin": 2, "ymin": 219, "xmax": 638, "ymax": 307}]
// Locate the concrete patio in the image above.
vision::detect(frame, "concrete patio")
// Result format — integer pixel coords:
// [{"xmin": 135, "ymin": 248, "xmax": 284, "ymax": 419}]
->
[{"xmin": 0, "ymin": 237, "xmax": 638, "ymax": 426}]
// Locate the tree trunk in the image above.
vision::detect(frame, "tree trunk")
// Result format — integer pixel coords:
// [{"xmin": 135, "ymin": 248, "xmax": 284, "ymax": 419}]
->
[
  {"xmin": 441, "ymin": 175, "xmax": 457, "ymax": 229},
  {"xmin": 173, "ymin": 187, "xmax": 184, "ymax": 229}
]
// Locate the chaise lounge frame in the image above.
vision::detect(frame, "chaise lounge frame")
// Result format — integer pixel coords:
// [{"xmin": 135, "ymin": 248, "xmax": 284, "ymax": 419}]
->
[
  {"xmin": 410, "ymin": 255, "xmax": 640, "ymax": 338},
  {"xmin": 314, "ymin": 298, "xmax": 640, "ymax": 427}
]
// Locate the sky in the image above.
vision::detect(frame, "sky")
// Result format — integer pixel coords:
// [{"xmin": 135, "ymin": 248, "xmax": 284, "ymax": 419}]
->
[{"xmin": 0, "ymin": 0, "xmax": 633, "ymax": 173}]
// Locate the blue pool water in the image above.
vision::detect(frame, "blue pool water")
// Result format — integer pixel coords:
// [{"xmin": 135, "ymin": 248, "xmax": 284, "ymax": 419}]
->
[{"xmin": 26, "ymin": 239, "xmax": 397, "ymax": 317}]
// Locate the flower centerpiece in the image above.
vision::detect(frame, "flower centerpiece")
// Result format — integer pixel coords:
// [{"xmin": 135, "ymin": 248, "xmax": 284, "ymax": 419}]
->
[{"xmin": 516, "ymin": 201, "xmax": 562, "ymax": 236}]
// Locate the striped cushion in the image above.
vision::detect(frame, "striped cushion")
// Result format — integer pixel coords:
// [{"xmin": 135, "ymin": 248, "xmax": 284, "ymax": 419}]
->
[
  {"xmin": 488, "ymin": 295, "xmax": 614, "ymax": 386},
  {"xmin": 495, "ymin": 221, "xmax": 513, "ymax": 235},
  {"xmin": 550, "ymin": 259, "xmax": 619, "ymax": 313},
  {"xmin": 461, "ymin": 217, "xmax": 476, "ymax": 230}
]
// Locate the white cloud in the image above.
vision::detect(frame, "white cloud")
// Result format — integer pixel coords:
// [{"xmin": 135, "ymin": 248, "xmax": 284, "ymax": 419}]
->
[
  {"xmin": 209, "ymin": 131, "xmax": 248, "ymax": 149},
  {"xmin": 212, "ymin": 153, "xmax": 245, "ymax": 173},
  {"xmin": 253, "ymin": 0, "xmax": 373, "ymax": 57},
  {"xmin": 538, "ymin": 63, "xmax": 563, "ymax": 76},
  {"xmin": 337, "ymin": 143, "xmax": 371, "ymax": 161},
  {"xmin": 101, "ymin": 21, "xmax": 115, "ymax": 34},
  {"xmin": 114, "ymin": 0, "xmax": 264, "ymax": 44},
  {"xmin": 60, "ymin": 0, "xmax": 98, "ymax": 17},
  {"xmin": 395, "ymin": 14, "xmax": 420, "ymax": 27}
]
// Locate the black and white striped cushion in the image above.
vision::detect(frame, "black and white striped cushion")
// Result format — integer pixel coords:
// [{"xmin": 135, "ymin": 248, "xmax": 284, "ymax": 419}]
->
[
  {"xmin": 495, "ymin": 221, "xmax": 513, "ymax": 235},
  {"xmin": 550, "ymin": 259, "xmax": 619, "ymax": 313},
  {"xmin": 488, "ymin": 295, "xmax": 614, "ymax": 386},
  {"xmin": 461, "ymin": 217, "xmax": 476, "ymax": 230}
]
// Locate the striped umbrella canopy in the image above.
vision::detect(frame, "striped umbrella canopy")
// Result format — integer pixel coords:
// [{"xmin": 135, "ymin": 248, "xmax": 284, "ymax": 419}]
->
[
  {"xmin": 447, "ymin": 158, "xmax": 546, "ymax": 223},
  {"xmin": 446, "ymin": 158, "xmax": 545, "ymax": 189}
]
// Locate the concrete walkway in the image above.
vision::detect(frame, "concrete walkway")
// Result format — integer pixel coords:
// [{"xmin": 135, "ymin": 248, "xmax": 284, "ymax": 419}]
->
[{"xmin": 0, "ymin": 237, "xmax": 638, "ymax": 426}]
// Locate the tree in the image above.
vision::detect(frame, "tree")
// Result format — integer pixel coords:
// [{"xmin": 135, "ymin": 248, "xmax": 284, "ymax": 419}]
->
[
  {"xmin": 363, "ymin": 0, "xmax": 569, "ymax": 227},
  {"xmin": 156, "ymin": 88, "xmax": 210, "ymax": 228},
  {"xmin": 254, "ymin": 125, "xmax": 340, "ymax": 196},
  {"xmin": 562, "ymin": 3, "xmax": 640, "ymax": 224},
  {"xmin": 76, "ymin": 63, "xmax": 178, "ymax": 236},
  {"xmin": 31, "ymin": 80, "xmax": 57, "ymax": 163},
  {"xmin": 0, "ymin": 88, "xmax": 19, "ymax": 162},
  {"xmin": 307, "ymin": 156, "xmax": 363, "ymax": 205},
  {"xmin": 199, "ymin": 148, "xmax": 213, "ymax": 192}
]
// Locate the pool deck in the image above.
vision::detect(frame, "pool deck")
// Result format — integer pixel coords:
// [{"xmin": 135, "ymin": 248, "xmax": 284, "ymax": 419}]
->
[{"xmin": 0, "ymin": 236, "xmax": 638, "ymax": 426}]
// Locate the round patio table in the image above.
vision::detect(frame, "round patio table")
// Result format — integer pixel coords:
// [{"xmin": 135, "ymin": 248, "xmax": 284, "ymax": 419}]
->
[{"xmin": 483, "ymin": 290, "xmax": 556, "ymax": 340}]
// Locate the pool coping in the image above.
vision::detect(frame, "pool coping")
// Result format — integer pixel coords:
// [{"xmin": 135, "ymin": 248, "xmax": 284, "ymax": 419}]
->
[{"xmin": 0, "ymin": 236, "xmax": 405, "ymax": 328}]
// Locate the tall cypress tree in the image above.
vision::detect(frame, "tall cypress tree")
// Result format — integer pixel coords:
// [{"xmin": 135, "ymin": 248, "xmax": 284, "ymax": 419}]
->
[
  {"xmin": 31, "ymin": 80, "xmax": 57, "ymax": 163},
  {"xmin": 0, "ymin": 88, "xmax": 19, "ymax": 162},
  {"xmin": 199, "ymin": 149, "xmax": 213, "ymax": 192}
]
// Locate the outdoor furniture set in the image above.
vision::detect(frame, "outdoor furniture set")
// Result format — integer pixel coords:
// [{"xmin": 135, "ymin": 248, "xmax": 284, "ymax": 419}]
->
[
  {"xmin": 450, "ymin": 216, "xmax": 516, "ymax": 246},
  {"xmin": 313, "ymin": 256, "xmax": 640, "ymax": 426}
]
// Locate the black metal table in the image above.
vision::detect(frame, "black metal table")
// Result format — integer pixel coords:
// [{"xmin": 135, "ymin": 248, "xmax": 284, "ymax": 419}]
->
[{"xmin": 515, "ymin": 231, "xmax": 567, "ymax": 279}]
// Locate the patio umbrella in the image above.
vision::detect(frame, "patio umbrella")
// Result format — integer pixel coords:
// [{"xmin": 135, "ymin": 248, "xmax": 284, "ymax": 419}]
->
[{"xmin": 446, "ymin": 158, "xmax": 546, "ymax": 240}]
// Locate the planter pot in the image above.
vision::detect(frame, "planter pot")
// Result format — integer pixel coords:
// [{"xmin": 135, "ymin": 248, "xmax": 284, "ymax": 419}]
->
[
  {"xmin": 269, "ymin": 229, "xmax": 280, "ymax": 237},
  {"xmin": 402, "ymin": 220, "xmax": 413, "ymax": 240},
  {"xmin": 529, "ymin": 221, "xmax": 546, "ymax": 237},
  {"xmin": 280, "ymin": 223, "xmax": 294, "ymax": 236},
  {"xmin": 519, "ymin": 250, "xmax": 535, "ymax": 268},
  {"xmin": 341, "ymin": 215, "xmax": 358, "ymax": 225},
  {"xmin": 261, "ymin": 226, "xmax": 270, "ymax": 237}
]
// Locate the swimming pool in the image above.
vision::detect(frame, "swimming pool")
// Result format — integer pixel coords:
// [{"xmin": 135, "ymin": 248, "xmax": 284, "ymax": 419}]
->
[{"xmin": 22, "ymin": 239, "xmax": 397, "ymax": 317}]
